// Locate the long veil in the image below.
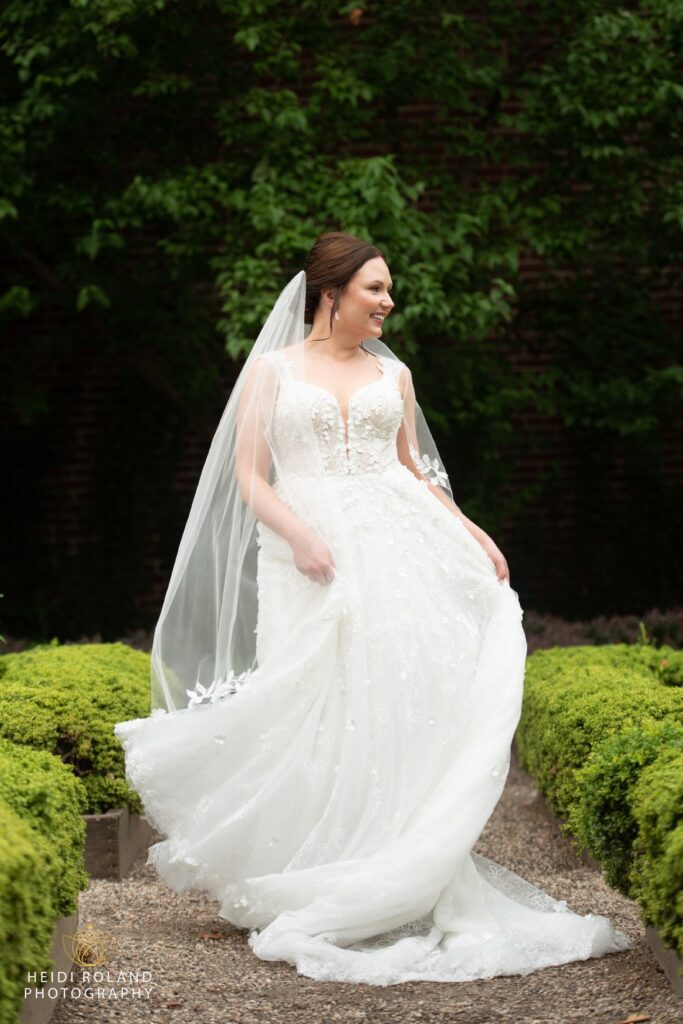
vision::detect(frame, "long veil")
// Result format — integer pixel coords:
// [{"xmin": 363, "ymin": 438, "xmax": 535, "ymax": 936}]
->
[{"xmin": 150, "ymin": 270, "xmax": 454, "ymax": 714}]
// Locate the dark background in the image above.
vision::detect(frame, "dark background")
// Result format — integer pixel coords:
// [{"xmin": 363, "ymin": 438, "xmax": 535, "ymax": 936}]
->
[{"xmin": 2, "ymin": 0, "xmax": 681, "ymax": 639}]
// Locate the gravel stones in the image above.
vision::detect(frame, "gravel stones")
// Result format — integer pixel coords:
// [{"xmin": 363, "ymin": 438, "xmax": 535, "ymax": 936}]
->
[{"xmin": 51, "ymin": 751, "xmax": 682, "ymax": 1024}]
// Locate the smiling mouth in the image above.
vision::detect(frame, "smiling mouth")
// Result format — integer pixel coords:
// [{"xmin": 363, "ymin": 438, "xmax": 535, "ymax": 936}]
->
[{"xmin": 370, "ymin": 313, "xmax": 386, "ymax": 323}]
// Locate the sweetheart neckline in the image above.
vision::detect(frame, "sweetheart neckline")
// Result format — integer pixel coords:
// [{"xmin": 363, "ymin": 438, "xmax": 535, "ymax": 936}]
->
[{"xmin": 281, "ymin": 353, "xmax": 402, "ymax": 429}]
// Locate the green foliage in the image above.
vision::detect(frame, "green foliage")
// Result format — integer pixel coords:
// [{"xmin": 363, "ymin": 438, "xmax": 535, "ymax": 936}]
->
[
  {"xmin": 0, "ymin": 736, "xmax": 88, "ymax": 915},
  {"xmin": 654, "ymin": 649, "xmax": 683, "ymax": 687},
  {"xmin": 0, "ymin": 738, "xmax": 89, "ymax": 1024},
  {"xmin": 1, "ymin": 0, "xmax": 682, "ymax": 629},
  {"xmin": 1, "ymin": 1, "xmax": 680, "ymax": 493},
  {"xmin": 565, "ymin": 725, "xmax": 683, "ymax": 961},
  {"xmin": 566, "ymin": 719, "xmax": 683, "ymax": 891},
  {"xmin": 631, "ymin": 749, "xmax": 683, "ymax": 957},
  {"xmin": 0, "ymin": 642, "xmax": 151, "ymax": 813},
  {"xmin": 517, "ymin": 642, "xmax": 683, "ymax": 960},
  {"xmin": 0, "ymin": 800, "xmax": 54, "ymax": 1024},
  {"xmin": 515, "ymin": 643, "xmax": 683, "ymax": 817}
]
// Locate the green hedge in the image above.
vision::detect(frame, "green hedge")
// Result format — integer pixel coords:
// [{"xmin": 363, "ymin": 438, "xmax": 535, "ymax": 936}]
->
[
  {"xmin": 516, "ymin": 642, "xmax": 683, "ymax": 962},
  {"xmin": 0, "ymin": 738, "xmax": 89, "ymax": 1024},
  {"xmin": 566, "ymin": 726, "xmax": 683, "ymax": 959},
  {"xmin": 566, "ymin": 719, "xmax": 683, "ymax": 892},
  {"xmin": 515, "ymin": 643, "xmax": 683, "ymax": 817},
  {"xmin": 631, "ymin": 748, "xmax": 683, "ymax": 958},
  {"xmin": 0, "ymin": 641, "xmax": 151, "ymax": 814}
]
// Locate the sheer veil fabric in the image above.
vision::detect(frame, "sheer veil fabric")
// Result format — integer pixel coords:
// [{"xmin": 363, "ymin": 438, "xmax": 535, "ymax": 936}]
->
[
  {"xmin": 145, "ymin": 270, "xmax": 451, "ymax": 715},
  {"xmin": 114, "ymin": 270, "xmax": 633, "ymax": 985}
]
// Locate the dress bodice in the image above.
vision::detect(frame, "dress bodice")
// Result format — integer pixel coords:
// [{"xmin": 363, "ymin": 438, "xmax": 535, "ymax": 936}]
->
[{"xmin": 267, "ymin": 349, "xmax": 406, "ymax": 478}]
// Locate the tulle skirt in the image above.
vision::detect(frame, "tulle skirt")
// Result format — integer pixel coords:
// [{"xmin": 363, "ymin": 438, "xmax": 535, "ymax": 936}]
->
[{"xmin": 115, "ymin": 464, "xmax": 632, "ymax": 984}]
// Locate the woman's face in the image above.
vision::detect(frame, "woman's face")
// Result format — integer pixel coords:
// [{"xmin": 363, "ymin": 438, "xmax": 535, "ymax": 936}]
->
[{"xmin": 332, "ymin": 257, "xmax": 395, "ymax": 338}]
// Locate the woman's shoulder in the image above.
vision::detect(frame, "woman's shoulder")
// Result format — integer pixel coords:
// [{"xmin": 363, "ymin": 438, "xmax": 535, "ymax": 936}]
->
[
  {"xmin": 253, "ymin": 349, "xmax": 281, "ymax": 363},
  {"xmin": 257, "ymin": 345, "xmax": 302, "ymax": 366},
  {"xmin": 251, "ymin": 348, "xmax": 292, "ymax": 371},
  {"xmin": 377, "ymin": 350, "xmax": 408, "ymax": 378},
  {"xmin": 242, "ymin": 351, "xmax": 288, "ymax": 392}
]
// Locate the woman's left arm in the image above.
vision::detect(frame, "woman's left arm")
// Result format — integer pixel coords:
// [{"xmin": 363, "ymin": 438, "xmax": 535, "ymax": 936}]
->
[{"xmin": 395, "ymin": 365, "xmax": 510, "ymax": 584}]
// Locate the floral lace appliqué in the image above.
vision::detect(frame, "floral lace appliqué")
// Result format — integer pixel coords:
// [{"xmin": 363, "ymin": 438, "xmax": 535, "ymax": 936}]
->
[
  {"xmin": 185, "ymin": 670, "xmax": 249, "ymax": 708},
  {"xmin": 409, "ymin": 443, "xmax": 450, "ymax": 488}
]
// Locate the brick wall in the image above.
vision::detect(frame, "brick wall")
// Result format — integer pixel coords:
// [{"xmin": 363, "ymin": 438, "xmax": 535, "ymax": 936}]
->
[{"xmin": 3, "ymin": 278, "xmax": 681, "ymax": 641}]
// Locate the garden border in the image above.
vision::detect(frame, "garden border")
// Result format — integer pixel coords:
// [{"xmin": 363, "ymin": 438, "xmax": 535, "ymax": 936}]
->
[
  {"xmin": 20, "ymin": 910, "xmax": 79, "ymax": 1024},
  {"xmin": 514, "ymin": 740, "xmax": 683, "ymax": 996},
  {"xmin": 84, "ymin": 808, "xmax": 154, "ymax": 880},
  {"xmin": 645, "ymin": 927, "xmax": 683, "ymax": 996}
]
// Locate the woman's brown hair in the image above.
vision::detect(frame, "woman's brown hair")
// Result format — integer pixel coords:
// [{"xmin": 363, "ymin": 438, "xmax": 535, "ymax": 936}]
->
[{"xmin": 304, "ymin": 232, "xmax": 385, "ymax": 338}]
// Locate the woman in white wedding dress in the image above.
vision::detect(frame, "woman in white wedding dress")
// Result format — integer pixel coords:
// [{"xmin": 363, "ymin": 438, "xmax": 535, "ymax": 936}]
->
[{"xmin": 115, "ymin": 232, "xmax": 632, "ymax": 985}]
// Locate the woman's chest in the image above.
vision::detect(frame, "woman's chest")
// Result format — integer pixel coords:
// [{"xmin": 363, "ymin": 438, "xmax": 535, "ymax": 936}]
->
[{"xmin": 272, "ymin": 376, "xmax": 405, "ymax": 475}]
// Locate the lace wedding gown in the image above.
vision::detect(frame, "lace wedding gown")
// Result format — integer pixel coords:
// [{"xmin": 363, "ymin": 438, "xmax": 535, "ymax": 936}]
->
[{"xmin": 115, "ymin": 349, "xmax": 632, "ymax": 985}]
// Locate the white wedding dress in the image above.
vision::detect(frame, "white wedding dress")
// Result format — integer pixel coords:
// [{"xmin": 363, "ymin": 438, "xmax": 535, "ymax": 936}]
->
[{"xmin": 115, "ymin": 348, "xmax": 632, "ymax": 985}]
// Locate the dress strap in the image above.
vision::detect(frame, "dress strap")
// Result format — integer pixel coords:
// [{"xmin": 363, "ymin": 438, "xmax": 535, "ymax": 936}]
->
[
  {"xmin": 278, "ymin": 349, "xmax": 295, "ymax": 378},
  {"xmin": 255, "ymin": 349, "xmax": 291, "ymax": 384},
  {"xmin": 377, "ymin": 353, "xmax": 405, "ymax": 380}
]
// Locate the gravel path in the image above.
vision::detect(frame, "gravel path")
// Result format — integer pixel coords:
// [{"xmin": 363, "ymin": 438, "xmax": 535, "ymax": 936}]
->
[{"xmin": 51, "ymin": 747, "xmax": 682, "ymax": 1024}]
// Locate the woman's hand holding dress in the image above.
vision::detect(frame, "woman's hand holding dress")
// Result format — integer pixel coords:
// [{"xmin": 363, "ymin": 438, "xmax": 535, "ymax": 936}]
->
[
  {"xmin": 480, "ymin": 537, "xmax": 510, "ymax": 584},
  {"xmin": 289, "ymin": 523, "xmax": 336, "ymax": 586}
]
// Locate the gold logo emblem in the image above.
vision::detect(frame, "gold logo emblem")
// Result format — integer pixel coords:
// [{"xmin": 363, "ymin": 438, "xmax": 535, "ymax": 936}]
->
[{"xmin": 62, "ymin": 924, "xmax": 114, "ymax": 967}]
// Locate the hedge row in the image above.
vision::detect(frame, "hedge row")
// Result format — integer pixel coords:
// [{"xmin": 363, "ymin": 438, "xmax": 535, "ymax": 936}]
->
[
  {"xmin": 0, "ymin": 640, "xmax": 152, "ymax": 813},
  {"xmin": 0, "ymin": 738, "xmax": 89, "ymax": 1024},
  {"xmin": 515, "ymin": 642, "xmax": 683, "ymax": 961},
  {"xmin": 0, "ymin": 640, "xmax": 151, "ymax": 1024}
]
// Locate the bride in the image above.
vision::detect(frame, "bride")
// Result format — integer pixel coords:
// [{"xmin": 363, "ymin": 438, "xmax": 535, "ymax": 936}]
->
[{"xmin": 115, "ymin": 231, "xmax": 632, "ymax": 985}]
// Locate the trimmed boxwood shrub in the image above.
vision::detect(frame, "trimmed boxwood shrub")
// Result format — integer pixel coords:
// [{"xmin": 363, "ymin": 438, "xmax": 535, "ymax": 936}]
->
[
  {"xmin": 515, "ymin": 643, "xmax": 683, "ymax": 818},
  {"xmin": 516, "ymin": 642, "xmax": 683, "ymax": 966},
  {"xmin": 630, "ymin": 749, "xmax": 683, "ymax": 959},
  {"xmin": 0, "ymin": 641, "xmax": 150, "ymax": 813},
  {"xmin": 566, "ymin": 719, "xmax": 683, "ymax": 891},
  {"xmin": 0, "ymin": 738, "xmax": 89, "ymax": 1024},
  {"xmin": 0, "ymin": 738, "xmax": 88, "ymax": 916},
  {"xmin": 0, "ymin": 801, "xmax": 55, "ymax": 1024}
]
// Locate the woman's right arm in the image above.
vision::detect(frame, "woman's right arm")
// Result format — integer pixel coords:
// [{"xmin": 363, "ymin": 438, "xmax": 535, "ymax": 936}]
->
[
  {"xmin": 235, "ymin": 357, "xmax": 336, "ymax": 585},
  {"xmin": 396, "ymin": 364, "xmax": 510, "ymax": 584}
]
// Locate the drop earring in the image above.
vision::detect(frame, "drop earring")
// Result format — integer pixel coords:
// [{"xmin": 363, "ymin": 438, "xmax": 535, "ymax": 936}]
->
[{"xmin": 334, "ymin": 311, "xmax": 340, "ymax": 320}]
